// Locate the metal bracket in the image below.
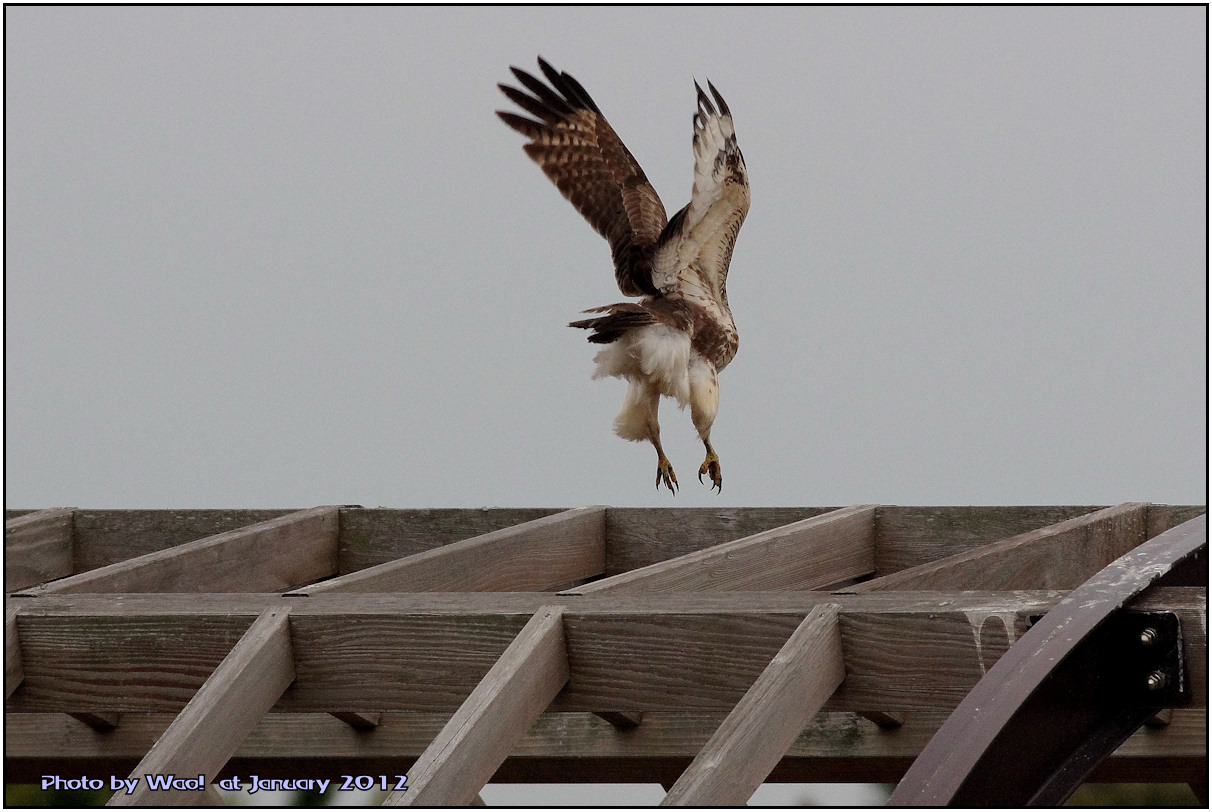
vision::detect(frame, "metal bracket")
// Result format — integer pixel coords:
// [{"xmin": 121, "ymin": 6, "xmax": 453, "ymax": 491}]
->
[{"xmin": 1027, "ymin": 609, "xmax": 1187, "ymax": 708}]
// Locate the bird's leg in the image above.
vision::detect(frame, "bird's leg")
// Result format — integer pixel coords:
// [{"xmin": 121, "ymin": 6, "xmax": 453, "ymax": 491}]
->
[
  {"xmin": 689, "ymin": 358, "xmax": 723, "ymax": 492},
  {"xmin": 615, "ymin": 381, "xmax": 677, "ymax": 494},
  {"xmin": 698, "ymin": 438, "xmax": 722, "ymax": 492},
  {"xmin": 650, "ymin": 431, "xmax": 678, "ymax": 494}
]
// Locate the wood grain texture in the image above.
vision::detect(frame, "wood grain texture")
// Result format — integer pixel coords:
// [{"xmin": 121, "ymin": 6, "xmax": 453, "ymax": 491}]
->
[
  {"xmin": 298, "ymin": 507, "xmax": 605, "ymax": 594},
  {"xmin": 873, "ymin": 505, "xmax": 1109, "ymax": 575},
  {"xmin": 6, "ymin": 604, "xmax": 22, "ymax": 699},
  {"xmin": 17, "ymin": 505, "xmax": 1199, "ymax": 581},
  {"xmin": 388, "ymin": 607, "xmax": 569, "ymax": 806},
  {"xmin": 109, "ymin": 607, "xmax": 295, "ymax": 806},
  {"xmin": 852, "ymin": 503, "xmax": 1149, "ymax": 591},
  {"xmin": 604, "ymin": 508, "xmax": 837, "ymax": 575},
  {"xmin": 568, "ymin": 506, "xmax": 874, "ymax": 594},
  {"xmin": 338, "ymin": 508, "xmax": 564, "ymax": 573},
  {"xmin": 662, "ymin": 605, "xmax": 844, "ymax": 805},
  {"xmin": 70, "ymin": 509, "xmax": 298, "ymax": 572},
  {"xmin": 16, "ymin": 507, "xmax": 340, "ymax": 595},
  {"xmin": 6, "ymin": 590, "xmax": 1202, "ymax": 714},
  {"xmin": 6, "ymin": 709, "xmax": 1205, "ymax": 785},
  {"xmin": 6, "ymin": 507, "xmax": 74, "ymax": 592},
  {"xmin": 1147, "ymin": 505, "xmax": 1209, "ymax": 540}
]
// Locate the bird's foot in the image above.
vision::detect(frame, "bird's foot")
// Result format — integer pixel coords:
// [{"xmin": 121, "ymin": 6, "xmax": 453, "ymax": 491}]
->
[
  {"xmin": 655, "ymin": 456, "xmax": 678, "ymax": 494},
  {"xmin": 698, "ymin": 452, "xmax": 722, "ymax": 492}
]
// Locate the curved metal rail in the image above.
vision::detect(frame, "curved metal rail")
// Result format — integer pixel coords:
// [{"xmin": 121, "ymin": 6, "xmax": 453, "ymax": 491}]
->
[{"xmin": 889, "ymin": 514, "xmax": 1206, "ymax": 806}]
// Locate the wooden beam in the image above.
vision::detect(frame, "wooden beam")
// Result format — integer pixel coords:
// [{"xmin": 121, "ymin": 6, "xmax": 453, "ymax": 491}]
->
[
  {"xmin": 872, "ymin": 505, "xmax": 1108, "ymax": 575},
  {"xmin": 15, "ymin": 507, "xmax": 339, "ymax": 595},
  {"xmin": 6, "ymin": 708, "xmax": 1205, "ymax": 785},
  {"xmin": 6, "ymin": 604, "xmax": 22, "ymax": 699},
  {"xmin": 603, "ymin": 507, "xmax": 841, "ymax": 575},
  {"xmin": 6, "ymin": 507, "xmax": 74, "ymax": 592},
  {"xmin": 337, "ymin": 507, "xmax": 565, "ymax": 572},
  {"xmin": 851, "ymin": 502, "xmax": 1148, "ymax": 592},
  {"xmin": 386, "ymin": 607, "xmax": 569, "ymax": 806},
  {"xmin": 108, "ymin": 607, "xmax": 295, "ymax": 806},
  {"xmin": 662, "ymin": 604, "xmax": 844, "ymax": 805},
  {"xmin": 565, "ymin": 506, "xmax": 875, "ymax": 594},
  {"xmin": 27, "ymin": 505, "xmax": 1200, "ymax": 578},
  {"xmin": 295, "ymin": 507, "xmax": 605, "ymax": 594},
  {"xmin": 70, "ymin": 509, "xmax": 299, "ymax": 572},
  {"xmin": 6, "ymin": 589, "xmax": 1203, "ymax": 714}
]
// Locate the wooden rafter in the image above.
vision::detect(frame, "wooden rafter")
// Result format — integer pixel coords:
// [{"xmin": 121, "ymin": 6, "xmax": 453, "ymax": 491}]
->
[
  {"xmin": 850, "ymin": 502, "xmax": 1149, "ymax": 592},
  {"xmin": 13, "ymin": 507, "xmax": 339, "ymax": 596},
  {"xmin": 563, "ymin": 505, "xmax": 875, "ymax": 594},
  {"xmin": 109, "ymin": 607, "xmax": 295, "ymax": 806},
  {"xmin": 5, "ymin": 507, "xmax": 74, "ymax": 592},
  {"xmin": 662, "ymin": 604, "xmax": 845, "ymax": 805},
  {"xmin": 294, "ymin": 506, "xmax": 606, "ymax": 594},
  {"xmin": 387, "ymin": 607, "xmax": 569, "ymax": 806}
]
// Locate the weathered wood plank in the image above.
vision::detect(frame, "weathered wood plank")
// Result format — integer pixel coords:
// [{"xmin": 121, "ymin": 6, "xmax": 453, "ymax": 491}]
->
[
  {"xmin": 6, "ymin": 604, "xmax": 22, "ymax": 699},
  {"xmin": 6, "ymin": 507, "xmax": 74, "ymax": 592},
  {"xmin": 873, "ymin": 505, "xmax": 1108, "ymax": 575},
  {"xmin": 297, "ymin": 507, "xmax": 605, "ymax": 594},
  {"xmin": 604, "ymin": 507, "xmax": 837, "ymax": 575},
  {"xmin": 6, "ymin": 590, "xmax": 1202, "ymax": 714},
  {"xmin": 1147, "ymin": 504, "xmax": 1210, "ymax": 539},
  {"xmin": 387, "ymin": 607, "xmax": 569, "ymax": 806},
  {"xmin": 108, "ymin": 607, "xmax": 295, "ymax": 806},
  {"xmin": 338, "ymin": 508, "xmax": 565, "ymax": 573},
  {"xmin": 70, "ymin": 509, "xmax": 299, "ymax": 572},
  {"xmin": 662, "ymin": 605, "xmax": 844, "ymax": 805},
  {"xmin": 15, "ymin": 507, "xmax": 339, "ymax": 595},
  {"xmin": 568, "ymin": 506, "xmax": 874, "ymax": 594},
  {"xmin": 6, "ymin": 708, "xmax": 1203, "ymax": 785},
  {"xmin": 852, "ymin": 503, "xmax": 1148, "ymax": 591},
  {"xmin": 21, "ymin": 505, "xmax": 1201, "ymax": 581}
]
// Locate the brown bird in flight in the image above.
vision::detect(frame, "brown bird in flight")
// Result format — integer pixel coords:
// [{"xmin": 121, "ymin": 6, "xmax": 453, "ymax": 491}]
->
[{"xmin": 497, "ymin": 58, "xmax": 750, "ymax": 493}]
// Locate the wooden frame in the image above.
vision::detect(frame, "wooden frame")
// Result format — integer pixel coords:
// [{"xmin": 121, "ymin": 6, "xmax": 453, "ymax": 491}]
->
[
  {"xmin": 110, "ymin": 607, "xmax": 295, "ymax": 806},
  {"xmin": 4, "ymin": 503, "xmax": 1205, "ymax": 806}
]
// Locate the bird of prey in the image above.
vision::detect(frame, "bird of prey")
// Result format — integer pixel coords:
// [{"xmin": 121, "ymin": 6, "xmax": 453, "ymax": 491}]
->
[{"xmin": 497, "ymin": 58, "xmax": 750, "ymax": 493}]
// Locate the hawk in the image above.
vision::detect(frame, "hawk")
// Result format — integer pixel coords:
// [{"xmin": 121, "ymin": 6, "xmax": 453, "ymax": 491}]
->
[{"xmin": 497, "ymin": 58, "xmax": 750, "ymax": 493}]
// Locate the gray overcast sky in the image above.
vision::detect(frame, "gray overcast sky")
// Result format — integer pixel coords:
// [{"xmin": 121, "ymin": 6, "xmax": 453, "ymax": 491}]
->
[{"xmin": 6, "ymin": 6, "xmax": 1207, "ymax": 510}]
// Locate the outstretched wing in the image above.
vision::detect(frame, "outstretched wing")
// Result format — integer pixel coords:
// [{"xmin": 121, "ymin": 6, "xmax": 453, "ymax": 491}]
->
[
  {"xmin": 497, "ymin": 57, "xmax": 667, "ymax": 298},
  {"xmin": 653, "ymin": 80, "xmax": 750, "ymax": 298}
]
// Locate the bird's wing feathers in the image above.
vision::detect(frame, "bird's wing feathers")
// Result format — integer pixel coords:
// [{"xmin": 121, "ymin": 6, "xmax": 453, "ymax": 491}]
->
[
  {"xmin": 653, "ymin": 81, "xmax": 750, "ymax": 297},
  {"xmin": 497, "ymin": 58, "xmax": 667, "ymax": 298}
]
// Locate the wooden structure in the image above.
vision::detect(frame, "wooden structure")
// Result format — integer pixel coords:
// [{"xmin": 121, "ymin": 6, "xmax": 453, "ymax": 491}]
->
[{"xmin": 4, "ymin": 503, "xmax": 1206, "ymax": 806}]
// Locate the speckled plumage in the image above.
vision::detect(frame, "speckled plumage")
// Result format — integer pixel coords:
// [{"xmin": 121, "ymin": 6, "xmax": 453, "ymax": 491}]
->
[{"xmin": 498, "ymin": 58, "xmax": 750, "ymax": 493}]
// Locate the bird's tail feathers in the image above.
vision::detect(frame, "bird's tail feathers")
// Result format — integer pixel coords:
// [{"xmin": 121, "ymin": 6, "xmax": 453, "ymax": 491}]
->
[{"xmin": 569, "ymin": 303, "xmax": 654, "ymax": 344}]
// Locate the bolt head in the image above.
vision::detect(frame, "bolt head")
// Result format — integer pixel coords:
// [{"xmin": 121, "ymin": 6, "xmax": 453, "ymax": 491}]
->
[
  {"xmin": 1139, "ymin": 627, "xmax": 1161, "ymax": 647},
  {"xmin": 1146, "ymin": 671, "xmax": 1168, "ymax": 691}
]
